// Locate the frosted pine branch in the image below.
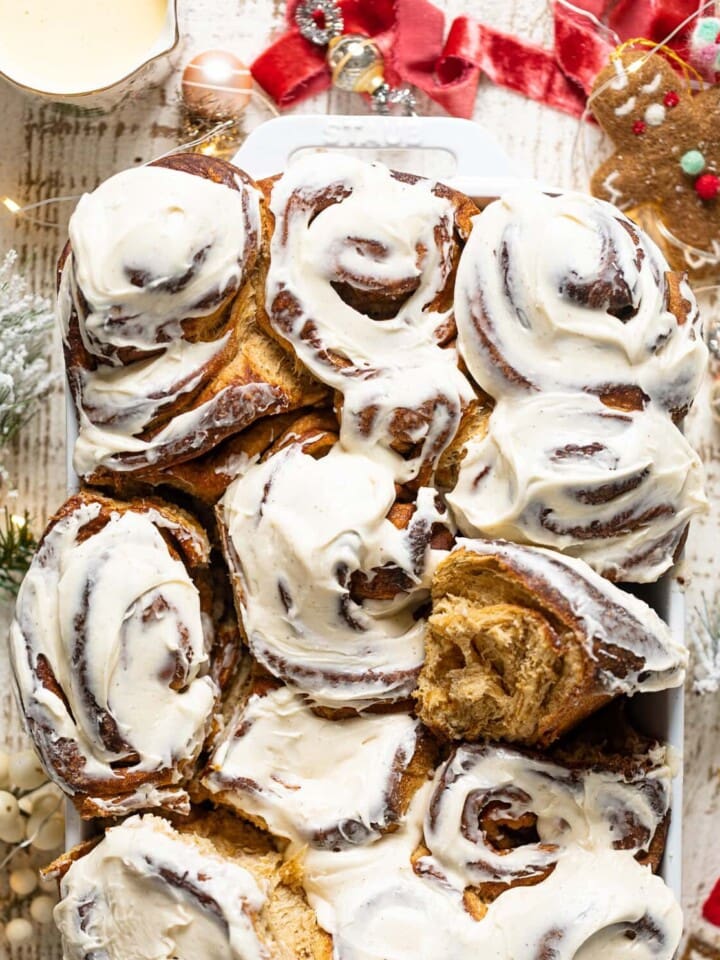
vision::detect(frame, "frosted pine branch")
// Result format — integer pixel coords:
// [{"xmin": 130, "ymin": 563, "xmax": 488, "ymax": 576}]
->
[
  {"xmin": 691, "ymin": 593, "xmax": 720, "ymax": 694},
  {"xmin": 0, "ymin": 250, "xmax": 56, "ymax": 446}
]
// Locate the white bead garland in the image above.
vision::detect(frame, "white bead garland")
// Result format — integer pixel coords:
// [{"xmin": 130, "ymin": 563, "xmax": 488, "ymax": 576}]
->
[
  {"xmin": 8, "ymin": 751, "xmax": 46, "ymax": 791},
  {"xmin": 5, "ymin": 916, "xmax": 34, "ymax": 945},
  {"xmin": 0, "ymin": 744, "xmax": 65, "ymax": 946},
  {"xmin": 29, "ymin": 894, "xmax": 56, "ymax": 924},
  {"xmin": 9, "ymin": 867, "xmax": 37, "ymax": 896}
]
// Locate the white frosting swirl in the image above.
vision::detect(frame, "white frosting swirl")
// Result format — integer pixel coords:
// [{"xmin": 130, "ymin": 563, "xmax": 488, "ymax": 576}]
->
[
  {"xmin": 68, "ymin": 164, "xmax": 257, "ymax": 355},
  {"xmin": 60, "ymin": 161, "xmax": 273, "ymax": 477},
  {"xmin": 10, "ymin": 498, "xmax": 217, "ymax": 814},
  {"xmin": 418, "ymin": 743, "xmax": 671, "ymax": 890},
  {"xmin": 455, "ymin": 189, "xmax": 707, "ymax": 417},
  {"xmin": 220, "ymin": 444, "xmax": 450, "ymax": 708},
  {"xmin": 54, "ymin": 815, "xmax": 268, "ymax": 960},
  {"xmin": 203, "ymin": 684, "xmax": 420, "ymax": 848},
  {"xmin": 266, "ymin": 153, "xmax": 474, "ymax": 482},
  {"xmin": 302, "ymin": 781, "xmax": 682, "ymax": 960},
  {"xmin": 447, "ymin": 392, "xmax": 707, "ymax": 581}
]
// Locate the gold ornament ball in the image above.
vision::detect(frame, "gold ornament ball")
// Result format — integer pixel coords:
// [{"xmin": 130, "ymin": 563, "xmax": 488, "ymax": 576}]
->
[
  {"xmin": 181, "ymin": 50, "xmax": 252, "ymax": 120},
  {"xmin": 327, "ymin": 34, "xmax": 385, "ymax": 94}
]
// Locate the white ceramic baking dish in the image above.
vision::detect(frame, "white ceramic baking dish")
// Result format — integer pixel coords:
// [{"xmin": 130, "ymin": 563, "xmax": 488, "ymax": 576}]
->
[{"xmin": 64, "ymin": 115, "xmax": 685, "ymax": 907}]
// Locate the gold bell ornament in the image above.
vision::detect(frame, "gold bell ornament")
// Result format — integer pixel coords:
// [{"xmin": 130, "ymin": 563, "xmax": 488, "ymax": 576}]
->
[{"xmin": 295, "ymin": 0, "xmax": 416, "ymax": 114}]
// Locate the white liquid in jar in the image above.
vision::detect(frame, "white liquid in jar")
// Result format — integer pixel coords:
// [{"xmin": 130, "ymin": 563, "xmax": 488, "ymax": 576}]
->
[{"xmin": 0, "ymin": 0, "xmax": 168, "ymax": 94}]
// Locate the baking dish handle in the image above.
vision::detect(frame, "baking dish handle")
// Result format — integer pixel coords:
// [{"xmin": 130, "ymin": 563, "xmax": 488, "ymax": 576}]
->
[{"xmin": 232, "ymin": 114, "xmax": 523, "ymax": 182}]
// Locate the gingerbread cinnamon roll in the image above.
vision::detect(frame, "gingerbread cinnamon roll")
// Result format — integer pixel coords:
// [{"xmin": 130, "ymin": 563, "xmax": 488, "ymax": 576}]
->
[
  {"xmin": 264, "ymin": 153, "xmax": 477, "ymax": 484},
  {"xmin": 10, "ymin": 491, "xmax": 227, "ymax": 818},
  {"xmin": 60, "ymin": 153, "xmax": 326, "ymax": 483},
  {"xmin": 446, "ymin": 392, "xmax": 707, "ymax": 582},
  {"xmin": 51, "ymin": 812, "xmax": 331, "ymax": 960},
  {"xmin": 218, "ymin": 443, "xmax": 453, "ymax": 709},
  {"xmin": 199, "ymin": 680, "xmax": 431, "ymax": 849},
  {"xmin": 415, "ymin": 539, "xmax": 687, "ymax": 746},
  {"xmin": 455, "ymin": 188, "xmax": 707, "ymax": 420},
  {"xmin": 416, "ymin": 743, "xmax": 671, "ymax": 901}
]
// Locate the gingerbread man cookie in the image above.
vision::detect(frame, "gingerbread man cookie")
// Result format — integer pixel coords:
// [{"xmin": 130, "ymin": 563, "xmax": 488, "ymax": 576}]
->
[{"xmin": 591, "ymin": 50, "xmax": 720, "ymax": 278}]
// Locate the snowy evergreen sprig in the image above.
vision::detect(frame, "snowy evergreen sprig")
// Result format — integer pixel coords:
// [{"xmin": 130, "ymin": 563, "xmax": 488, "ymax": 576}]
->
[
  {"xmin": 0, "ymin": 510, "xmax": 37, "ymax": 598},
  {"xmin": 691, "ymin": 592, "xmax": 720, "ymax": 694},
  {"xmin": 0, "ymin": 250, "xmax": 55, "ymax": 447}
]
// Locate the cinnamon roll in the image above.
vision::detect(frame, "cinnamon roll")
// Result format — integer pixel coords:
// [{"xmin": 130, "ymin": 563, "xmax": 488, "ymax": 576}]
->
[
  {"xmin": 264, "ymin": 153, "xmax": 477, "ymax": 484},
  {"xmin": 51, "ymin": 812, "xmax": 332, "ymax": 960},
  {"xmin": 137, "ymin": 407, "xmax": 339, "ymax": 505},
  {"xmin": 446, "ymin": 392, "xmax": 707, "ymax": 582},
  {"xmin": 455, "ymin": 188, "xmax": 707, "ymax": 420},
  {"xmin": 415, "ymin": 539, "xmax": 687, "ymax": 746},
  {"xmin": 60, "ymin": 153, "xmax": 327, "ymax": 483},
  {"xmin": 199, "ymin": 680, "xmax": 432, "ymax": 849},
  {"xmin": 219, "ymin": 443, "xmax": 453, "ymax": 709},
  {"xmin": 416, "ymin": 743, "xmax": 671, "ymax": 900},
  {"xmin": 10, "ymin": 490, "xmax": 228, "ymax": 818},
  {"xmin": 301, "ymin": 779, "xmax": 682, "ymax": 960}
]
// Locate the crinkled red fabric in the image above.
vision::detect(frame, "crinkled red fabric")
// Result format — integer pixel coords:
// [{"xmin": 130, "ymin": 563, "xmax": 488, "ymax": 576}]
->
[{"xmin": 250, "ymin": 0, "xmax": 703, "ymax": 119}]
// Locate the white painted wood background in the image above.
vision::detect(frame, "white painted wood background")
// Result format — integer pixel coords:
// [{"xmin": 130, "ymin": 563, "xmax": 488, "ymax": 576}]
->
[{"xmin": 0, "ymin": 1, "xmax": 718, "ymax": 956}]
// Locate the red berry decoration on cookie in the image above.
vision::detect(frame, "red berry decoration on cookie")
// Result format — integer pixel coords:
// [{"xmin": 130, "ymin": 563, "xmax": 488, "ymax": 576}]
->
[{"xmin": 695, "ymin": 173, "xmax": 720, "ymax": 200}]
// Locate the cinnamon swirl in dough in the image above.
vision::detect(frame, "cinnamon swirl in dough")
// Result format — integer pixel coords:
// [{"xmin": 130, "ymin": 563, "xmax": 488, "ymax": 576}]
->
[
  {"xmin": 455, "ymin": 188, "xmax": 707, "ymax": 419},
  {"xmin": 301, "ymin": 777, "xmax": 682, "ymax": 960},
  {"xmin": 219, "ymin": 443, "xmax": 452, "ymax": 709},
  {"xmin": 199, "ymin": 680, "xmax": 432, "ymax": 849},
  {"xmin": 415, "ymin": 539, "xmax": 687, "ymax": 745},
  {"xmin": 60, "ymin": 153, "xmax": 326, "ymax": 484},
  {"xmin": 446, "ymin": 392, "xmax": 707, "ymax": 582},
  {"xmin": 10, "ymin": 491, "xmax": 229, "ymax": 818},
  {"xmin": 51, "ymin": 812, "xmax": 331, "ymax": 960},
  {"xmin": 417, "ymin": 742, "xmax": 671, "ymax": 901},
  {"xmin": 264, "ymin": 153, "xmax": 477, "ymax": 484}
]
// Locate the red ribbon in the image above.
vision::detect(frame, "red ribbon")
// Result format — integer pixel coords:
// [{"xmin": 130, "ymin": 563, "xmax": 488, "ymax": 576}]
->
[
  {"xmin": 251, "ymin": 0, "xmax": 704, "ymax": 120},
  {"xmin": 704, "ymin": 876, "xmax": 720, "ymax": 927}
]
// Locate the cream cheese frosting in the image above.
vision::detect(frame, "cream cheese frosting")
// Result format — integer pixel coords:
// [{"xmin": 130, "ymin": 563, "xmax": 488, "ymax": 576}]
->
[
  {"xmin": 202, "ymin": 684, "xmax": 420, "ymax": 848},
  {"xmin": 418, "ymin": 743, "xmax": 671, "ymax": 890},
  {"xmin": 54, "ymin": 815, "xmax": 268, "ymax": 960},
  {"xmin": 446, "ymin": 392, "xmax": 707, "ymax": 582},
  {"xmin": 302, "ymin": 779, "xmax": 682, "ymax": 960},
  {"xmin": 220, "ymin": 444, "xmax": 450, "ymax": 708},
  {"xmin": 266, "ymin": 153, "xmax": 474, "ymax": 483},
  {"xmin": 455, "ymin": 188, "xmax": 707, "ymax": 417},
  {"xmin": 67, "ymin": 165, "xmax": 257, "ymax": 354},
  {"xmin": 60, "ymin": 162, "xmax": 266, "ymax": 476},
  {"xmin": 10, "ymin": 499, "xmax": 217, "ymax": 813}
]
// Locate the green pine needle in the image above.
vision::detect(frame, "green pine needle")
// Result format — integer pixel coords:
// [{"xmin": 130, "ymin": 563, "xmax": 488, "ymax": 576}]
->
[{"xmin": 0, "ymin": 508, "xmax": 37, "ymax": 598}]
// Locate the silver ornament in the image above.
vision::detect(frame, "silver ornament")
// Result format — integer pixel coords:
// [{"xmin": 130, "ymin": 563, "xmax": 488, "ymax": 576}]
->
[
  {"xmin": 295, "ymin": 0, "xmax": 344, "ymax": 47},
  {"xmin": 372, "ymin": 82, "xmax": 417, "ymax": 117}
]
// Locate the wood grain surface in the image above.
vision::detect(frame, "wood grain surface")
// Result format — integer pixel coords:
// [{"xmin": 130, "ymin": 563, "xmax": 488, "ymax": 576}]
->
[{"xmin": 0, "ymin": 1, "xmax": 718, "ymax": 956}]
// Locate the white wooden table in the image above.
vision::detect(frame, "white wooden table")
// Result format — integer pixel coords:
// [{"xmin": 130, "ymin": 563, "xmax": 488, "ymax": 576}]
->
[{"xmin": 0, "ymin": 1, "xmax": 718, "ymax": 956}]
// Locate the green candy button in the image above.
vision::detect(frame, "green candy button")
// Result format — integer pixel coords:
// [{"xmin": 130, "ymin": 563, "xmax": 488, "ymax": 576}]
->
[
  {"xmin": 695, "ymin": 17, "xmax": 720, "ymax": 43},
  {"xmin": 681, "ymin": 150, "xmax": 706, "ymax": 176}
]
